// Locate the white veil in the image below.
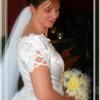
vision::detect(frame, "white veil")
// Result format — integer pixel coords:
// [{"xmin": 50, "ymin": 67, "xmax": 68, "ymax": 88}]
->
[{"xmin": 2, "ymin": 6, "xmax": 32, "ymax": 100}]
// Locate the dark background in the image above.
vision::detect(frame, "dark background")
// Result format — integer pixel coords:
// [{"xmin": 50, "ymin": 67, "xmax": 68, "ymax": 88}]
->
[{"xmin": 8, "ymin": 0, "xmax": 93, "ymax": 34}]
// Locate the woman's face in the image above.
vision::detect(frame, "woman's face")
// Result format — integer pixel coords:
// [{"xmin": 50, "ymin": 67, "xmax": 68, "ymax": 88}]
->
[{"xmin": 32, "ymin": 0, "xmax": 60, "ymax": 28}]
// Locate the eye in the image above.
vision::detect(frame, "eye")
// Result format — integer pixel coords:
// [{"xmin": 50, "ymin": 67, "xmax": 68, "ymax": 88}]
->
[
  {"xmin": 45, "ymin": 9, "xmax": 50, "ymax": 12},
  {"xmin": 45, "ymin": 8, "xmax": 51, "ymax": 13}
]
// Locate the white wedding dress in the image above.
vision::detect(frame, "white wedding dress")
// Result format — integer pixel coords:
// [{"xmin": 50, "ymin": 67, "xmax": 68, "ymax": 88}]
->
[{"xmin": 12, "ymin": 33, "xmax": 64, "ymax": 100}]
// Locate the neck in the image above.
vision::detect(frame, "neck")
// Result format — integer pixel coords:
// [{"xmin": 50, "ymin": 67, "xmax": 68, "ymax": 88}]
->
[{"xmin": 29, "ymin": 19, "xmax": 48, "ymax": 36}]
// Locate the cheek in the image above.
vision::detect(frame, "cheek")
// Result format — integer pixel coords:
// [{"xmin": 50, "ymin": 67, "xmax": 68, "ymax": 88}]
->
[
  {"xmin": 56, "ymin": 12, "xmax": 59, "ymax": 19},
  {"xmin": 40, "ymin": 14, "xmax": 49, "ymax": 22},
  {"xmin": 38, "ymin": 12, "xmax": 47, "ymax": 18}
]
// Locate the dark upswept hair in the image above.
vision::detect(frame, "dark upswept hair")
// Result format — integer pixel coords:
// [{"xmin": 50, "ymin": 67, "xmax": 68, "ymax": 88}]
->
[
  {"xmin": 26, "ymin": 0, "xmax": 47, "ymax": 7},
  {"xmin": 26, "ymin": 0, "xmax": 61, "ymax": 8}
]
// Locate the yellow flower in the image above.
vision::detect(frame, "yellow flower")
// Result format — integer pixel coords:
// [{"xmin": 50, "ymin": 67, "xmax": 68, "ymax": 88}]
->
[
  {"xmin": 63, "ymin": 69, "xmax": 90, "ymax": 99},
  {"xmin": 66, "ymin": 75, "xmax": 80, "ymax": 91}
]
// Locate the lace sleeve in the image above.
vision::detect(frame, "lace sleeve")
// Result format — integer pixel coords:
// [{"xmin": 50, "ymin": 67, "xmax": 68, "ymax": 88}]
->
[{"xmin": 18, "ymin": 35, "xmax": 50, "ymax": 72}]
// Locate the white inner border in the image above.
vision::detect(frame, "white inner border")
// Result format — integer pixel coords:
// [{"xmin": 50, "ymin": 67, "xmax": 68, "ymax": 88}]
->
[
  {"xmin": 0, "ymin": 0, "xmax": 3, "ymax": 100},
  {"xmin": 98, "ymin": 0, "xmax": 100, "ymax": 100},
  {"xmin": 0, "ymin": 0, "xmax": 7, "ymax": 100},
  {"xmin": 93, "ymin": 0, "xmax": 95, "ymax": 99}
]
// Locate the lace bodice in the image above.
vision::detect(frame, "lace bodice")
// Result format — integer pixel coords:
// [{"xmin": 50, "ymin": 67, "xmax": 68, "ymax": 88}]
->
[{"xmin": 13, "ymin": 33, "xmax": 64, "ymax": 100}]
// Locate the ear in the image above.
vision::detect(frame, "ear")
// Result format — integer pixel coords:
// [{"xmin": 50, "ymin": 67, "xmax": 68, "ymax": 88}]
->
[{"xmin": 29, "ymin": 4, "xmax": 36, "ymax": 14}]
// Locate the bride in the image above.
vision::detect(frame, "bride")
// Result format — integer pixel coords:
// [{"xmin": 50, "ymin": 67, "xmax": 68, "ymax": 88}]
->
[{"xmin": 2, "ymin": 0, "xmax": 74, "ymax": 100}]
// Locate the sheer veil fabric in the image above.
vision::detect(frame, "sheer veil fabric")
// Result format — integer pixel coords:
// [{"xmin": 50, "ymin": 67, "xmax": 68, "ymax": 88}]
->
[{"xmin": 2, "ymin": 7, "xmax": 32, "ymax": 100}]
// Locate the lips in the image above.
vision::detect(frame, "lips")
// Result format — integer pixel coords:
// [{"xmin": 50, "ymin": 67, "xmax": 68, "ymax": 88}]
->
[{"xmin": 48, "ymin": 20, "xmax": 55, "ymax": 24}]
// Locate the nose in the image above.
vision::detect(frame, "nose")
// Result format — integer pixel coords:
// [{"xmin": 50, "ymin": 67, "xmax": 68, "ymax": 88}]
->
[{"xmin": 51, "ymin": 10, "xmax": 59, "ymax": 20}]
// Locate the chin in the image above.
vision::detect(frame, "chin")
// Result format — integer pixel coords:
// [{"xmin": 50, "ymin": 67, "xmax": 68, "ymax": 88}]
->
[
  {"xmin": 46, "ymin": 23, "xmax": 54, "ymax": 28},
  {"xmin": 49, "ymin": 25, "xmax": 53, "ymax": 28}
]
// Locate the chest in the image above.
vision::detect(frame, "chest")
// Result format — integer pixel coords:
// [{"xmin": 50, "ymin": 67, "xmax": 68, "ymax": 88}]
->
[{"xmin": 48, "ymin": 44, "xmax": 64, "ymax": 78}]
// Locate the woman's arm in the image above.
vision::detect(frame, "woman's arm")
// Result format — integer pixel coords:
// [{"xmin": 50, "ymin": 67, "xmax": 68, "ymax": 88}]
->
[{"xmin": 30, "ymin": 65, "xmax": 74, "ymax": 100}]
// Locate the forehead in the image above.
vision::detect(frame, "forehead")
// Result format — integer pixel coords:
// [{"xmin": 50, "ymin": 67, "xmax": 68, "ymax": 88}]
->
[{"xmin": 50, "ymin": 0, "xmax": 60, "ymax": 7}]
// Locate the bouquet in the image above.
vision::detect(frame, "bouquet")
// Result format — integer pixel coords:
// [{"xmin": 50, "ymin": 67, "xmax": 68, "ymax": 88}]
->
[{"xmin": 63, "ymin": 69, "xmax": 90, "ymax": 100}]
